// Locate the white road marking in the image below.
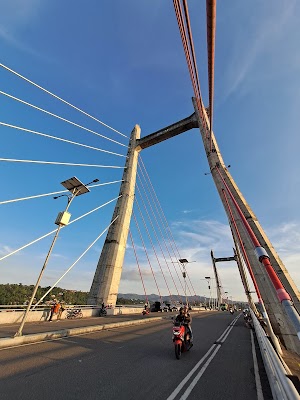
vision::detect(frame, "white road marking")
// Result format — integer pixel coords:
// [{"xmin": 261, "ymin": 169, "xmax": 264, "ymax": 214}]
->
[
  {"xmin": 167, "ymin": 314, "xmax": 240, "ymax": 400},
  {"xmin": 250, "ymin": 329, "xmax": 264, "ymax": 400}
]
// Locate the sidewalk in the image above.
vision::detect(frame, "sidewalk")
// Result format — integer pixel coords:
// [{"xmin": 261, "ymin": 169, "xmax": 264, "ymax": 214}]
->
[{"xmin": 0, "ymin": 314, "xmax": 165, "ymax": 349}]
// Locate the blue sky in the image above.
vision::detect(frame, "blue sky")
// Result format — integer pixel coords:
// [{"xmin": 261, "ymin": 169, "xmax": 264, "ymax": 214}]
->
[{"xmin": 0, "ymin": 1, "xmax": 299, "ymax": 303}]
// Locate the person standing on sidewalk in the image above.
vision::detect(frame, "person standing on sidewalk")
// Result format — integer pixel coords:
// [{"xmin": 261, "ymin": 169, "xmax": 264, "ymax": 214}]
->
[
  {"xmin": 57, "ymin": 301, "xmax": 65, "ymax": 320},
  {"xmin": 48, "ymin": 300, "xmax": 61, "ymax": 321}
]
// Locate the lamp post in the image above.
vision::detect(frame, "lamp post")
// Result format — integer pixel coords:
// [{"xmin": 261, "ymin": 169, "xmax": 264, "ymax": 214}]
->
[
  {"xmin": 179, "ymin": 259, "xmax": 189, "ymax": 306},
  {"xmin": 224, "ymin": 291, "xmax": 229, "ymax": 309},
  {"xmin": 14, "ymin": 176, "xmax": 98, "ymax": 337},
  {"xmin": 205, "ymin": 276, "xmax": 211, "ymax": 309}
]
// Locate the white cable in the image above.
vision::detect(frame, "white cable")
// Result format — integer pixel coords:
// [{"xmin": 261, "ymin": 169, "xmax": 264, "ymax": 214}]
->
[
  {"xmin": 0, "ymin": 90, "xmax": 127, "ymax": 147},
  {"xmin": 0, "ymin": 62, "xmax": 128, "ymax": 138},
  {"xmin": 0, "ymin": 122, "xmax": 126, "ymax": 158},
  {"xmin": 33, "ymin": 215, "xmax": 119, "ymax": 308},
  {"xmin": 0, "ymin": 195, "xmax": 121, "ymax": 261},
  {"xmin": 0, "ymin": 157, "xmax": 124, "ymax": 168},
  {"xmin": 0, "ymin": 180, "xmax": 123, "ymax": 205}
]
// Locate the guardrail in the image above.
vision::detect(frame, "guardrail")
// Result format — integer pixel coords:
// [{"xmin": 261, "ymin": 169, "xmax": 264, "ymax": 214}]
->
[
  {"xmin": 0, "ymin": 304, "xmax": 100, "ymax": 311},
  {"xmin": 250, "ymin": 309, "xmax": 299, "ymax": 399}
]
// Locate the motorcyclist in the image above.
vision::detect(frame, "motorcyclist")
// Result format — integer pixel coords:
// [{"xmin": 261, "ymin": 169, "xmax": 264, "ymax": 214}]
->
[{"xmin": 175, "ymin": 305, "xmax": 193, "ymax": 343}]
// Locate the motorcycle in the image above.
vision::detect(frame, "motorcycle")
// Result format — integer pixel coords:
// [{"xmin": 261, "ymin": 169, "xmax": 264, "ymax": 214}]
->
[
  {"xmin": 229, "ymin": 308, "xmax": 234, "ymax": 315},
  {"xmin": 66, "ymin": 308, "xmax": 83, "ymax": 319},
  {"xmin": 142, "ymin": 308, "xmax": 150, "ymax": 316},
  {"xmin": 172, "ymin": 321, "xmax": 192, "ymax": 359},
  {"xmin": 99, "ymin": 308, "xmax": 107, "ymax": 317}
]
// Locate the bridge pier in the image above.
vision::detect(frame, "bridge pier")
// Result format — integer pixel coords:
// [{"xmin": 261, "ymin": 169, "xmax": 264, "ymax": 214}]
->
[{"xmin": 87, "ymin": 125, "xmax": 141, "ymax": 306}]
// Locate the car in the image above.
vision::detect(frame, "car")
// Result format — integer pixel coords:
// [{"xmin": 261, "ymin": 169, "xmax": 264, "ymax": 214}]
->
[
  {"xmin": 150, "ymin": 301, "xmax": 163, "ymax": 312},
  {"xmin": 171, "ymin": 306, "xmax": 179, "ymax": 312}
]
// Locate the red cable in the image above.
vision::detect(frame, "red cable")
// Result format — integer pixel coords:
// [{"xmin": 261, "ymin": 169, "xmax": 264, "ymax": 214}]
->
[
  {"xmin": 221, "ymin": 189, "xmax": 262, "ymax": 300},
  {"xmin": 215, "ymin": 166, "xmax": 291, "ymax": 302},
  {"xmin": 182, "ymin": 0, "xmax": 202, "ymax": 100},
  {"xmin": 132, "ymin": 211, "xmax": 163, "ymax": 303},
  {"xmin": 134, "ymin": 196, "xmax": 174, "ymax": 302},
  {"xmin": 137, "ymin": 170, "xmax": 182, "ymax": 302},
  {"xmin": 129, "ymin": 230, "xmax": 148, "ymax": 303},
  {"xmin": 138, "ymin": 156, "xmax": 197, "ymax": 299},
  {"xmin": 173, "ymin": 0, "xmax": 200, "ymax": 101},
  {"xmin": 206, "ymin": 0, "xmax": 216, "ymax": 152}
]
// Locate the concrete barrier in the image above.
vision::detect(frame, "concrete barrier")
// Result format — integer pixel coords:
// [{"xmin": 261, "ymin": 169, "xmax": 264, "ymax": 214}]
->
[
  {"xmin": 0, "ymin": 316, "xmax": 164, "ymax": 349},
  {"xmin": 0, "ymin": 306, "xmax": 211, "ymax": 324}
]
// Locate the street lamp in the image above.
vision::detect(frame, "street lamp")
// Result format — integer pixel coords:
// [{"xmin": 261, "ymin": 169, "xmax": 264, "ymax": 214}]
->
[
  {"xmin": 179, "ymin": 259, "xmax": 188, "ymax": 306},
  {"xmin": 14, "ymin": 176, "xmax": 97, "ymax": 337},
  {"xmin": 205, "ymin": 276, "xmax": 211, "ymax": 309},
  {"xmin": 224, "ymin": 291, "xmax": 229, "ymax": 308}
]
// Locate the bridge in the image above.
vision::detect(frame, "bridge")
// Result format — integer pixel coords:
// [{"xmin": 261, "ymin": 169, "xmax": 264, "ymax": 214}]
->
[{"xmin": 0, "ymin": 1, "xmax": 300, "ymax": 399}]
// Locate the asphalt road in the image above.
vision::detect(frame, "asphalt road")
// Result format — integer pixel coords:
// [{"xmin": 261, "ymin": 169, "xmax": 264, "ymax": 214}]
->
[{"xmin": 0, "ymin": 312, "xmax": 272, "ymax": 400}]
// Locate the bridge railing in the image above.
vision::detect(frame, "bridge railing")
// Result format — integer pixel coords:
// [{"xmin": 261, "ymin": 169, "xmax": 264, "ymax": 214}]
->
[{"xmin": 250, "ymin": 309, "xmax": 299, "ymax": 399}]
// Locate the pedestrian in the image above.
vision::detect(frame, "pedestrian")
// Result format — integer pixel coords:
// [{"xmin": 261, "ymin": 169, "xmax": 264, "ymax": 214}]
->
[
  {"xmin": 48, "ymin": 300, "xmax": 61, "ymax": 321},
  {"xmin": 57, "ymin": 302, "xmax": 65, "ymax": 320}
]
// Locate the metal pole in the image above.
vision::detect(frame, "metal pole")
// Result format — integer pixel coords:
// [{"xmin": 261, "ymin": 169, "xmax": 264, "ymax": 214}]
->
[
  {"xmin": 14, "ymin": 190, "xmax": 79, "ymax": 337},
  {"xmin": 14, "ymin": 225, "xmax": 62, "ymax": 337}
]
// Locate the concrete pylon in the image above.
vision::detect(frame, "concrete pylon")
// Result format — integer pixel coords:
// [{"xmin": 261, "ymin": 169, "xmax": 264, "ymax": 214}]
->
[
  {"xmin": 210, "ymin": 250, "xmax": 223, "ymax": 308},
  {"xmin": 193, "ymin": 98, "xmax": 300, "ymax": 354},
  {"xmin": 87, "ymin": 125, "xmax": 141, "ymax": 306}
]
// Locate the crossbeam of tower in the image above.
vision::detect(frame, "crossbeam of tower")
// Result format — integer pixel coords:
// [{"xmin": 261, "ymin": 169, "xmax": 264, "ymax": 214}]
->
[{"xmin": 87, "ymin": 102, "xmax": 300, "ymax": 355}]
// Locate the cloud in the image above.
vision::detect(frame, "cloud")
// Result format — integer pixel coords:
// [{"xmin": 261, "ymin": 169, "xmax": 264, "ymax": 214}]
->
[
  {"xmin": 0, "ymin": 244, "xmax": 17, "ymax": 256},
  {"xmin": 120, "ymin": 217, "xmax": 300, "ymax": 302},
  {"xmin": 222, "ymin": 1, "xmax": 297, "ymax": 100},
  {"xmin": 0, "ymin": 0, "xmax": 45, "ymax": 56},
  {"xmin": 266, "ymin": 221, "xmax": 300, "ymax": 289}
]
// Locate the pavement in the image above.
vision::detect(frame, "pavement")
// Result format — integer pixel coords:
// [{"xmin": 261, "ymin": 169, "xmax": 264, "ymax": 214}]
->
[
  {"xmin": 0, "ymin": 313, "xmax": 173, "ymax": 349},
  {"xmin": 0, "ymin": 310, "xmax": 219, "ymax": 349}
]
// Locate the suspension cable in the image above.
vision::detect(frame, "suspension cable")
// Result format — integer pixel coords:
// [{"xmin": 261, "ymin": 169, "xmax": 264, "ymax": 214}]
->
[
  {"xmin": 136, "ymin": 178, "xmax": 181, "ymax": 301},
  {"xmin": 215, "ymin": 166, "xmax": 300, "ymax": 339},
  {"xmin": 173, "ymin": 1, "xmax": 201, "ymax": 102},
  {"xmin": 173, "ymin": 1, "xmax": 210, "ymax": 141},
  {"xmin": 134, "ymin": 197, "xmax": 173, "ymax": 301},
  {"xmin": 0, "ymin": 122, "xmax": 126, "ymax": 158},
  {"xmin": 0, "ymin": 157, "xmax": 124, "ymax": 168},
  {"xmin": 0, "ymin": 62, "xmax": 127, "ymax": 138},
  {"xmin": 182, "ymin": 0, "xmax": 202, "ymax": 99},
  {"xmin": 137, "ymin": 167, "xmax": 183, "ymax": 302},
  {"xmin": 222, "ymin": 188, "xmax": 283, "ymax": 354},
  {"xmin": 206, "ymin": 0, "xmax": 216, "ymax": 151},
  {"xmin": 0, "ymin": 195, "xmax": 121, "ymax": 262},
  {"xmin": 129, "ymin": 230, "xmax": 148, "ymax": 304},
  {"xmin": 33, "ymin": 216, "xmax": 119, "ymax": 308},
  {"xmin": 0, "ymin": 180, "xmax": 123, "ymax": 205},
  {"xmin": 138, "ymin": 156, "xmax": 195, "ymax": 298},
  {"xmin": 0, "ymin": 90, "xmax": 127, "ymax": 147},
  {"xmin": 132, "ymin": 211, "xmax": 162, "ymax": 302}
]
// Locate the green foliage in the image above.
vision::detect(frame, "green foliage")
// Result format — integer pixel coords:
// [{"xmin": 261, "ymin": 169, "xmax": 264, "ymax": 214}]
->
[
  {"xmin": 116, "ymin": 297, "xmax": 145, "ymax": 305},
  {"xmin": 0, "ymin": 284, "xmax": 88, "ymax": 305}
]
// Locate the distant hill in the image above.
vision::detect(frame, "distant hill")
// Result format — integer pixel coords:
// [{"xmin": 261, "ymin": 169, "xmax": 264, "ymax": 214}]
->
[{"xmin": 117, "ymin": 293, "xmax": 205, "ymax": 304}]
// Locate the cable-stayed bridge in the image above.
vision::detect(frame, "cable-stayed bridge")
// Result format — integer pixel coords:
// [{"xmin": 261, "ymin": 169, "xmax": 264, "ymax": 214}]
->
[{"xmin": 0, "ymin": 1, "xmax": 300, "ymax": 398}]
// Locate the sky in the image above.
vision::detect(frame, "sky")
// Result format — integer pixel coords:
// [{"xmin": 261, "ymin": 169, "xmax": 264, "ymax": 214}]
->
[{"xmin": 0, "ymin": 0, "xmax": 299, "ymax": 303}]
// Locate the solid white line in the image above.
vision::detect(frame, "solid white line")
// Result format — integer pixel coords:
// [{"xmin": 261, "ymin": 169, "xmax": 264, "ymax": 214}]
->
[
  {"xmin": 180, "ymin": 345, "xmax": 222, "ymax": 400},
  {"xmin": 167, "ymin": 314, "xmax": 240, "ymax": 400},
  {"xmin": 166, "ymin": 345, "xmax": 217, "ymax": 400},
  {"xmin": 250, "ymin": 329, "xmax": 264, "ymax": 400}
]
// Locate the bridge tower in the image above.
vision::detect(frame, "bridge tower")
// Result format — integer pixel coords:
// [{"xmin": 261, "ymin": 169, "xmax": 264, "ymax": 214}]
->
[
  {"xmin": 87, "ymin": 125, "xmax": 141, "ymax": 306},
  {"xmin": 193, "ymin": 98, "xmax": 300, "ymax": 354},
  {"xmin": 87, "ymin": 102, "xmax": 299, "ymax": 354},
  {"xmin": 87, "ymin": 114, "xmax": 198, "ymax": 306}
]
